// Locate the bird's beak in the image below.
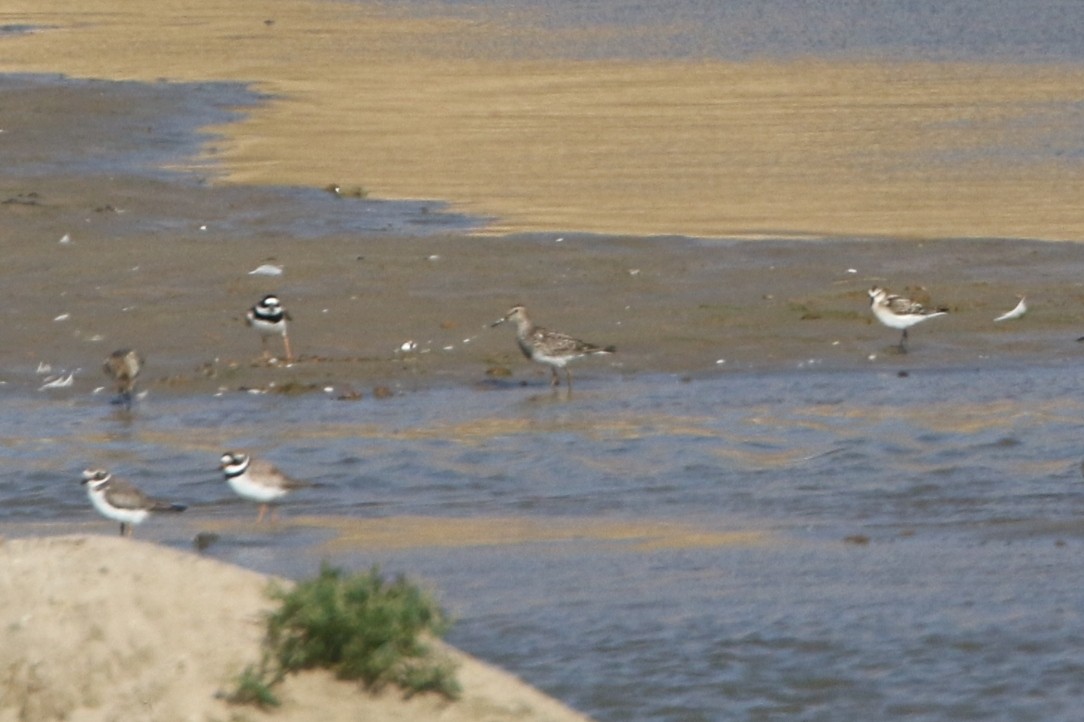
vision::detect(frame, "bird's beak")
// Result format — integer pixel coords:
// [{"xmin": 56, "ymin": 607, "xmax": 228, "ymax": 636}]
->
[{"xmin": 490, "ymin": 315, "xmax": 508, "ymax": 328}]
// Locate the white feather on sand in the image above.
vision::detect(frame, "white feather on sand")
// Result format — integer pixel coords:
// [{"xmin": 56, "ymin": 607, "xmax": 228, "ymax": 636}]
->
[{"xmin": 994, "ymin": 297, "xmax": 1027, "ymax": 322}]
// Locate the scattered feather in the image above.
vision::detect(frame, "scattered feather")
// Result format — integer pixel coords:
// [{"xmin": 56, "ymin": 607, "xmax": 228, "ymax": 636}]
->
[
  {"xmin": 994, "ymin": 296, "xmax": 1027, "ymax": 322},
  {"xmin": 248, "ymin": 263, "xmax": 283, "ymax": 276},
  {"xmin": 39, "ymin": 372, "xmax": 76, "ymax": 390}
]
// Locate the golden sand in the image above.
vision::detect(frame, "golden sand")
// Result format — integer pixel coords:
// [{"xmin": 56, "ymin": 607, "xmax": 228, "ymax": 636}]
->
[
  {"xmin": 277, "ymin": 515, "xmax": 771, "ymax": 553},
  {"xmin": 2, "ymin": 0, "xmax": 1084, "ymax": 239}
]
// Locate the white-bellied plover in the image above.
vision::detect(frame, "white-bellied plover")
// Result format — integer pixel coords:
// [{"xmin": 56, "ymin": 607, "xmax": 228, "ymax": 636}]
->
[
  {"xmin": 102, "ymin": 349, "xmax": 144, "ymax": 409},
  {"xmin": 80, "ymin": 468, "xmax": 186, "ymax": 537},
  {"xmin": 246, "ymin": 294, "xmax": 293, "ymax": 362},
  {"xmin": 491, "ymin": 304, "xmax": 615, "ymax": 390},
  {"xmin": 219, "ymin": 451, "xmax": 310, "ymax": 522},
  {"xmin": 868, "ymin": 286, "xmax": 948, "ymax": 353}
]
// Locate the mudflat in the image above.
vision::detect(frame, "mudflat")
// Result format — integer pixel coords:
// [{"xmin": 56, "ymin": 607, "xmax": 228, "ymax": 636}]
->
[
  {"xmin": 3, "ymin": 77, "xmax": 1084, "ymax": 399},
  {"xmin": 1, "ymin": 2, "xmax": 1083, "ymax": 400}
]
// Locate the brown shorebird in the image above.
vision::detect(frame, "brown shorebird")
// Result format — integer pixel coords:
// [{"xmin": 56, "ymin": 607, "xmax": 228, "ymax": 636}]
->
[
  {"xmin": 491, "ymin": 304, "xmax": 615, "ymax": 391},
  {"xmin": 102, "ymin": 349, "xmax": 144, "ymax": 408}
]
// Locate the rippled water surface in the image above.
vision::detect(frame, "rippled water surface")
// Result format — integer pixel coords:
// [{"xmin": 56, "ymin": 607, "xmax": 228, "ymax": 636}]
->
[
  {"xmin": 5, "ymin": 363, "xmax": 1084, "ymax": 721},
  {"xmin": 378, "ymin": 0, "xmax": 1084, "ymax": 62}
]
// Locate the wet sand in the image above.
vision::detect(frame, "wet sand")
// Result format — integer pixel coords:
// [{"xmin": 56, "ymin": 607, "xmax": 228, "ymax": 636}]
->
[
  {"xmin": 3, "ymin": 84, "xmax": 1084, "ymax": 395},
  {"xmin": 1, "ymin": 3, "xmax": 1083, "ymax": 401},
  {"xmin": 1, "ymin": 74, "xmax": 1084, "ymax": 399},
  {"xmin": 3, "ymin": 1, "xmax": 1084, "ymax": 240},
  {"xmin": 10, "ymin": 174, "xmax": 1084, "ymax": 398}
]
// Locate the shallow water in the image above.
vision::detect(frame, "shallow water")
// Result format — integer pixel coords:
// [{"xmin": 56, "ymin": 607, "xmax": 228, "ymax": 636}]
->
[
  {"xmin": 378, "ymin": 0, "xmax": 1084, "ymax": 62},
  {"xmin": 6, "ymin": 363, "xmax": 1084, "ymax": 721}
]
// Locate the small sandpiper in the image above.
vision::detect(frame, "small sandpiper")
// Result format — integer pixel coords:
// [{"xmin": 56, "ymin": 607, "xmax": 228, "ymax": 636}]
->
[
  {"xmin": 102, "ymin": 349, "xmax": 144, "ymax": 409},
  {"xmin": 219, "ymin": 451, "xmax": 311, "ymax": 522},
  {"xmin": 80, "ymin": 468, "xmax": 187, "ymax": 537},
  {"xmin": 868, "ymin": 286, "xmax": 948, "ymax": 353},
  {"xmin": 246, "ymin": 294, "xmax": 293, "ymax": 362},
  {"xmin": 491, "ymin": 304, "xmax": 616, "ymax": 390}
]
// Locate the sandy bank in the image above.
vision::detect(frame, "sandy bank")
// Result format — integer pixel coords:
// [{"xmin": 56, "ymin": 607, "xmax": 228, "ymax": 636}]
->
[
  {"xmin": 1, "ymin": 19, "xmax": 1084, "ymax": 399},
  {"xmin": 2, "ymin": 1, "xmax": 1084, "ymax": 239},
  {"xmin": 0, "ymin": 534, "xmax": 594, "ymax": 722}
]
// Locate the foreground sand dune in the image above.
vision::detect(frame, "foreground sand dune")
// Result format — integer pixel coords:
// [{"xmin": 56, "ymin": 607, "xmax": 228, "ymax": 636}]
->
[{"xmin": 0, "ymin": 535, "xmax": 593, "ymax": 722}]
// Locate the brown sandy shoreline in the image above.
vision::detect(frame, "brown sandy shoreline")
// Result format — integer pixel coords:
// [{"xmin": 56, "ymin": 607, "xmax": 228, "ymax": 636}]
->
[
  {"xmin": 1, "ymin": 3, "xmax": 1083, "ymax": 400},
  {"xmin": 0, "ymin": 74, "xmax": 1083, "ymax": 400},
  {"xmin": 3, "ymin": 1, "xmax": 1084, "ymax": 240}
]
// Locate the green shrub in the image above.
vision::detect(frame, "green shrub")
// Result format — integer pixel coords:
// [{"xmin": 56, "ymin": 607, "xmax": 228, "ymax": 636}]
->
[
  {"xmin": 226, "ymin": 660, "xmax": 282, "ymax": 708},
  {"xmin": 228, "ymin": 564, "xmax": 460, "ymax": 706}
]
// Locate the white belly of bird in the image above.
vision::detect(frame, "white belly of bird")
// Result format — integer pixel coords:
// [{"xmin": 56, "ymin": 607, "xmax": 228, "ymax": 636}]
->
[
  {"xmin": 227, "ymin": 472, "xmax": 288, "ymax": 503},
  {"xmin": 87, "ymin": 489, "xmax": 149, "ymax": 525},
  {"xmin": 533, "ymin": 350, "xmax": 573, "ymax": 368},
  {"xmin": 250, "ymin": 318, "xmax": 285, "ymax": 337},
  {"xmin": 872, "ymin": 304, "xmax": 930, "ymax": 330}
]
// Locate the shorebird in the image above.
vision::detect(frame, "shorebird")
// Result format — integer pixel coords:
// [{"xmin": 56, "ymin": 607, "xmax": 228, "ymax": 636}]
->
[
  {"xmin": 246, "ymin": 294, "xmax": 293, "ymax": 362},
  {"xmin": 491, "ymin": 304, "xmax": 616, "ymax": 390},
  {"xmin": 102, "ymin": 349, "xmax": 144, "ymax": 409},
  {"xmin": 868, "ymin": 286, "xmax": 948, "ymax": 353},
  {"xmin": 219, "ymin": 451, "xmax": 310, "ymax": 522},
  {"xmin": 80, "ymin": 468, "xmax": 186, "ymax": 537}
]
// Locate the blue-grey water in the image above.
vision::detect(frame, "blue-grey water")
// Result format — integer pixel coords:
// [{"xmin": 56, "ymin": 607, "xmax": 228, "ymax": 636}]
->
[
  {"xmin": 376, "ymin": 0, "xmax": 1084, "ymax": 62},
  {"xmin": 6, "ymin": 364, "xmax": 1084, "ymax": 721}
]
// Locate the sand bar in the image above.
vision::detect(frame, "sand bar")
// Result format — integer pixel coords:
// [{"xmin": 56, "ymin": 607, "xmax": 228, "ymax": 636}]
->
[{"xmin": 2, "ymin": 0, "xmax": 1084, "ymax": 239}]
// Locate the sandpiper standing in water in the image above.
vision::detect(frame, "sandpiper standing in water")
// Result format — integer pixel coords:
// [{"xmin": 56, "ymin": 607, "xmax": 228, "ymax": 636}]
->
[
  {"xmin": 491, "ymin": 304, "xmax": 615, "ymax": 391},
  {"xmin": 80, "ymin": 468, "xmax": 187, "ymax": 537},
  {"xmin": 868, "ymin": 286, "xmax": 948, "ymax": 353},
  {"xmin": 246, "ymin": 294, "xmax": 293, "ymax": 362},
  {"xmin": 219, "ymin": 451, "xmax": 311, "ymax": 522},
  {"xmin": 102, "ymin": 349, "xmax": 144, "ymax": 409}
]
